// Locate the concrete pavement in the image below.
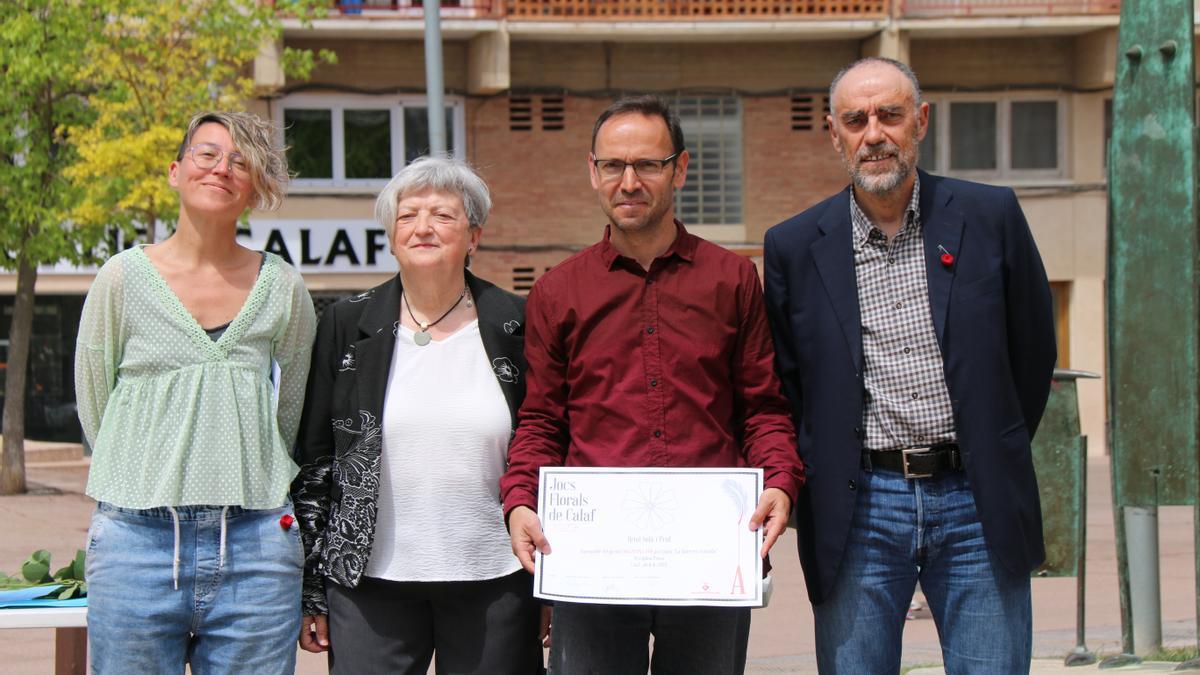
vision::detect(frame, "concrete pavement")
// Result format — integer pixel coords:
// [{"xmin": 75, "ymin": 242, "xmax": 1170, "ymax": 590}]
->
[{"xmin": 0, "ymin": 450, "xmax": 1195, "ymax": 674}]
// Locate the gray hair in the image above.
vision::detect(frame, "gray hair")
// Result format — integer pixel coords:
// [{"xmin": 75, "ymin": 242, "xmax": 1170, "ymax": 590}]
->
[
  {"xmin": 828, "ymin": 57, "xmax": 923, "ymax": 117},
  {"xmin": 374, "ymin": 156, "xmax": 492, "ymax": 242},
  {"xmin": 177, "ymin": 111, "xmax": 289, "ymax": 211}
]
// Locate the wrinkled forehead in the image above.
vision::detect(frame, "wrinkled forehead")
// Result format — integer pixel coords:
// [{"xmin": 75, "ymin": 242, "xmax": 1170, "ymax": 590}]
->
[{"xmin": 832, "ymin": 64, "xmax": 917, "ymax": 113}]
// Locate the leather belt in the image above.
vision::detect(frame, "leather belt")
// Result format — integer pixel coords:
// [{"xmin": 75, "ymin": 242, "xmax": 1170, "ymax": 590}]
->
[{"xmin": 868, "ymin": 443, "xmax": 962, "ymax": 479}]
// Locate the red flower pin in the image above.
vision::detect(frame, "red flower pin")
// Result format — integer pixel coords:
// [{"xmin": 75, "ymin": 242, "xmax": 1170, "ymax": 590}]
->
[
  {"xmin": 937, "ymin": 245, "xmax": 955, "ymax": 268},
  {"xmin": 280, "ymin": 514, "xmax": 295, "ymax": 530}
]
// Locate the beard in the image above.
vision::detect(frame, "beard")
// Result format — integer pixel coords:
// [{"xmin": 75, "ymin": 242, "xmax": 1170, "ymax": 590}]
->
[{"xmin": 842, "ymin": 130, "xmax": 920, "ymax": 196}]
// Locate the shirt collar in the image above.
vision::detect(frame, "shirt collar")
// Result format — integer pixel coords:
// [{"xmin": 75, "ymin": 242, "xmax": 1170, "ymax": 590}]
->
[
  {"xmin": 850, "ymin": 173, "xmax": 922, "ymax": 249},
  {"xmin": 599, "ymin": 220, "xmax": 696, "ymax": 270}
]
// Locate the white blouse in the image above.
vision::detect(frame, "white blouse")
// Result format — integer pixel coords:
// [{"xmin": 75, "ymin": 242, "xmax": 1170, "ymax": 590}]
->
[{"xmin": 365, "ymin": 319, "xmax": 521, "ymax": 582}]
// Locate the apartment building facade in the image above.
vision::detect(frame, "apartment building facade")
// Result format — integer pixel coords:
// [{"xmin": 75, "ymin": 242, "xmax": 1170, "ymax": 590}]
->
[{"xmin": 4, "ymin": 0, "xmax": 1143, "ymax": 446}]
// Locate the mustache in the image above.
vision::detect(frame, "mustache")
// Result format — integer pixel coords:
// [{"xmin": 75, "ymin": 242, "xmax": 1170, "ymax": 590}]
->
[{"xmin": 855, "ymin": 143, "xmax": 900, "ymax": 162}]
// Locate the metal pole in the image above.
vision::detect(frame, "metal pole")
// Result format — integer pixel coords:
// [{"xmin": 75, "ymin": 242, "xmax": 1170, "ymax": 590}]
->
[
  {"xmin": 423, "ymin": 0, "xmax": 446, "ymax": 156},
  {"xmin": 1124, "ymin": 506, "xmax": 1162, "ymax": 656},
  {"xmin": 1065, "ymin": 435, "xmax": 1096, "ymax": 666}
]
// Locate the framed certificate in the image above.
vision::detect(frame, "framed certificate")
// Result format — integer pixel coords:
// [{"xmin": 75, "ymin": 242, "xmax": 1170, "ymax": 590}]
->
[{"xmin": 533, "ymin": 467, "xmax": 763, "ymax": 607}]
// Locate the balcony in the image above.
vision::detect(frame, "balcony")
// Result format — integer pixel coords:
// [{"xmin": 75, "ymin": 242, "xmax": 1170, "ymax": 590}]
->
[
  {"xmin": 899, "ymin": 0, "xmax": 1120, "ymax": 17},
  {"xmin": 331, "ymin": 0, "xmax": 497, "ymax": 18},
  {"xmin": 503, "ymin": 0, "xmax": 888, "ymax": 20}
]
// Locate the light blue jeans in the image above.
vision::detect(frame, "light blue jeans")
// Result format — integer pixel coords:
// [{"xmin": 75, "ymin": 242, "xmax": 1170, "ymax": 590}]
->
[
  {"xmin": 85, "ymin": 501, "xmax": 303, "ymax": 675},
  {"xmin": 813, "ymin": 469, "xmax": 1031, "ymax": 675}
]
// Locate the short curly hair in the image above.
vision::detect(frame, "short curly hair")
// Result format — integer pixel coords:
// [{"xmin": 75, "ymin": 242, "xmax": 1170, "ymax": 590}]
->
[{"xmin": 177, "ymin": 111, "xmax": 290, "ymax": 211}]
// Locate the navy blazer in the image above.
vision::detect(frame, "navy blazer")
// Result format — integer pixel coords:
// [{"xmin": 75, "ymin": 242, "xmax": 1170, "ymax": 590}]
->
[{"xmin": 763, "ymin": 169, "xmax": 1056, "ymax": 604}]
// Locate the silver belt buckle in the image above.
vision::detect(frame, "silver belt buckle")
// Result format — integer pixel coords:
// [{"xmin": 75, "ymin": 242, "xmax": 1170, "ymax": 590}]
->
[{"xmin": 902, "ymin": 447, "xmax": 934, "ymax": 479}]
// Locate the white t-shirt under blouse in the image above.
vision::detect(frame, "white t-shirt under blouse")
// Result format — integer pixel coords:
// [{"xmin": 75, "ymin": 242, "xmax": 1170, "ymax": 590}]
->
[{"xmin": 364, "ymin": 319, "xmax": 521, "ymax": 582}]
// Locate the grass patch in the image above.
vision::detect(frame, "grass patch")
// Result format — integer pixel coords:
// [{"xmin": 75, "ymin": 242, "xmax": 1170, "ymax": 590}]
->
[{"xmin": 1145, "ymin": 646, "xmax": 1200, "ymax": 662}]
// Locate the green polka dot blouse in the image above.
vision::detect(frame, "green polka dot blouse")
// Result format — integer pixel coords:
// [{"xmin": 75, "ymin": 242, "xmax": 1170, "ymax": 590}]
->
[{"xmin": 75, "ymin": 246, "xmax": 317, "ymax": 509}]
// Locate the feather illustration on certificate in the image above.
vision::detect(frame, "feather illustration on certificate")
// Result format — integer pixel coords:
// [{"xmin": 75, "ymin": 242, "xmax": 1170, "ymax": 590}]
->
[{"xmin": 723, "ymin": 478, "xmax": 751, "ymax": 595}]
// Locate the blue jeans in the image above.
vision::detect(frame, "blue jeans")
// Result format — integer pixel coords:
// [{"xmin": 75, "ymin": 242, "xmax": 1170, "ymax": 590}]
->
[
  {"xmin": 813, "ymin": 469, "xmax": 1031, "ymax": 675},
  {"xmin": 86, "ymin": 501, "xmax": 303, "ymax": 674},
  {"xmin": 548, "ymin": 602, "xmax": 750, "ymax": 674}
]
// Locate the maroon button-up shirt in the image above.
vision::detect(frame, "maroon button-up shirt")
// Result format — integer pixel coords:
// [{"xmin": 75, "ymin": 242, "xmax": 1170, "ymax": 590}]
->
[{"xmin": 500, "ymin": 223, "xmax": 804, "ymax": 515}]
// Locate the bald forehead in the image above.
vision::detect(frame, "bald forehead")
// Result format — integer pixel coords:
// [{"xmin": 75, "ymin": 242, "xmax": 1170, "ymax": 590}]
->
[{"xmin": 831, "ymin": 62, "xmax": 918, "ymax": 114}]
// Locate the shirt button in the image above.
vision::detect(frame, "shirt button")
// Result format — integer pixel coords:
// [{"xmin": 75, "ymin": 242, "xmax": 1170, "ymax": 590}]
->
[
  {"xmin": 894, "ymin": 302, "xmax": 903, "ymax": 310},
  {"xmin": 653, "ymin": 430, "xmax": 662, "ymax": 438},
  {"xmin": 903, "ymin": 347, "xmax": 912, "ymax": 355},
  {"xmin": 887, "ymin": 258, "xmax": 896, "ymax": 265},
  {"xmin": 848, "ymin": 479, "xmax": 857, "ymax": 491},
  {"xmin": 650, "ymin": 379, "xmax": 658, "ymax": 387},
  {"xmin": 647, "ymin": 326, "xmax": 655, "ymax": 334},
  {"xmin": 917, "ymin": 435, "xmax": 925, "ymax": 441},
  {"xmin": 911, "ymin": 392, "xmax": 920, "ymax": 400}
]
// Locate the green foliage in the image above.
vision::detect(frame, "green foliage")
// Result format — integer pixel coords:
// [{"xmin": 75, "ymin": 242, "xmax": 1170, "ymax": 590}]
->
[
  {"xmin": 0, "ymin": 549, "xmax": 87, "ymax": 599},
  {"xmin": 0, "ymin": 0, "xmax": 104, "ymax": 270},
  {"xmin": 65, "ymin": 0, "xmax": 335, "ymax": 239}
]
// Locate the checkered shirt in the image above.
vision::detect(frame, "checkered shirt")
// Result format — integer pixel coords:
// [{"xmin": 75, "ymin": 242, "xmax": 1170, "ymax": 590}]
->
[{"xmin": 851, "ymin": 176, "xmax": 957, "ymax": 451}]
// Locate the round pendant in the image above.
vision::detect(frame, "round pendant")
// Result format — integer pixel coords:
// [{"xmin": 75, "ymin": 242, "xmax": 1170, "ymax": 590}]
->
[{"xmin": 413, "ymin": 331, "xmax": 432, "ymax": 346}]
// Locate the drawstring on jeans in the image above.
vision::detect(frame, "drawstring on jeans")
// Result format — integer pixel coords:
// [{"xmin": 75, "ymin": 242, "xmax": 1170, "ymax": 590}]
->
[
  {"xmin": 167, "ymin": 506, "xmax": 181, "ymax": 591},
  {"xmin": 218, "ymin": 506, "xmax": 229, "ymax": 571}
]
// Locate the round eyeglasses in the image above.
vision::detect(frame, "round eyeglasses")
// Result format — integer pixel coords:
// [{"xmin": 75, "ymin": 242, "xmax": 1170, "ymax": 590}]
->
[{"xmin": 185, "ymin": 143, "xmax": 250, "ymax": 175}]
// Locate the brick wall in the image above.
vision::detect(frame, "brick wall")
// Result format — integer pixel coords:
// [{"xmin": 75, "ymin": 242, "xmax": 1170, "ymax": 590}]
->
[{"xmin": 742, "ymin": 96, "xmax": 848, "ymax": 244}]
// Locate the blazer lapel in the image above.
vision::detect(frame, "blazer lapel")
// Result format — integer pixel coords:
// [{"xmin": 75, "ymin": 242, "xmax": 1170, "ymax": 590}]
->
[
  {"xmin": 469, "ymin": 272, "xmax": 526, "ymax": 427},
  {"xmin": 354, "ymin": 275, "xmax": 402, "ymax": 429},
  {"xmin": 811, "ymin": 188, "xmax": 864, "ymax": 374},
  {"xmin": 919, "ymin": 171, "xmax": 964, "ymax": 348}
]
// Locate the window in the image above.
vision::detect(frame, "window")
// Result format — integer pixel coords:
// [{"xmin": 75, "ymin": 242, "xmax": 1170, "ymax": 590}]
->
[
  {"xmin": 919, "ymin": 95, "xmax": 1065, "ymax": 181},
  {"xmin": 674, "ymin": 96, "xmax": 742, "ymax": 226},
  {"xmin": 277, "ymin": 94, "xmax": 464, "ymax": 189}
]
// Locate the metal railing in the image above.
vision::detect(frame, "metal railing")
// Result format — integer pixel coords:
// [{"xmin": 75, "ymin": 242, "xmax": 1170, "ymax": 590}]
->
[
  {"xmin": 899, "ymin": 0, "xmax": 1119, "ymax": 17},
  {"xmin": 504, "ymin": 0, "xmax": 889, "ymax": 19},
  {"xmin": 331, "ymin": 0, "xmax": 497, "ymax": 18}
]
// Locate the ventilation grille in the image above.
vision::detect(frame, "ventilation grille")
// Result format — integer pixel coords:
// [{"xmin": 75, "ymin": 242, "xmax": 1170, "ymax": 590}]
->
[
  {"xmin": 509, "ymin": 96, "xmax": 534, "ymax": 131},
  {"xmin": 510, "ymin": 95, "xmax": 566, "ymax": 132},
  {"xmin": 512, "ymin": 266, "xmax": 555, "ymax": 294},
  {"xmin": 541, "ymin": 95, "xmax": 565, "ymax": 131},
  {"xmin": 791, "ymin": 94, "xmax": 830, "ymax": 131}
]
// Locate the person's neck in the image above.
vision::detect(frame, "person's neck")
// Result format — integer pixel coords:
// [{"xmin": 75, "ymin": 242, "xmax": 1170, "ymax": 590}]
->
[
  {"xmin": 400, "ymin": 266, "xmax": 467, "ymax": 320},
  {"xmin": 158, "ymin": 213, "xmax": 243, "ymax": 266},
  {"xmin": 610, "ymin": 217, "xmax": 677, "ymax": 271},
  {"xmin": 853, "ymin": 175, "xmax": 917, "ymax": 241}
]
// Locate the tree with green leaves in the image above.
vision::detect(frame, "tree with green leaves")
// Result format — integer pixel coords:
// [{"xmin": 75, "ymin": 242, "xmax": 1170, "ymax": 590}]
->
[
  {"xmin": 0, "ymin": 0, "xmax": 333, "ymax": 494},
  {"xmin": 67, "ymin": 0, "xmax": 334, "ymax": 241},
  {"xmin": 0, "ymin": 0, "xmax": 102, "ymax": 495}
]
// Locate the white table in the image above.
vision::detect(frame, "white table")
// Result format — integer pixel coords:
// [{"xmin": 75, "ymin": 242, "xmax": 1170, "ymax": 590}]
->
[{"xmin": 0, "ymin": 607, "xmax": 87, "ymax": 674}]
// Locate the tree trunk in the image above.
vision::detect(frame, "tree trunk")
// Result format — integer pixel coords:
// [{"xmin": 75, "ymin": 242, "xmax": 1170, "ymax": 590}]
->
[{"xmin": 0, "ymin": 255, "xmax": 38, "ymax": 495}]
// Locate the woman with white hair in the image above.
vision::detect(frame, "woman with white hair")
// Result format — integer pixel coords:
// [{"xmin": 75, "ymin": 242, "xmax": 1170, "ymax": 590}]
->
[
  {"xmin": 76, "ymin": 111, "xmax": 316, "ymax": 673},
  {"xmin": 292, "ymin": 156, "xmax": 543, "ymax": 673}
]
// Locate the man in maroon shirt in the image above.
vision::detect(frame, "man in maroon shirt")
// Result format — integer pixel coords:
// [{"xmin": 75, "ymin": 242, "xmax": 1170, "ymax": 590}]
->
[{"xmin": 500, "ymin": 95, "xmax": 805, "ymax": 674}]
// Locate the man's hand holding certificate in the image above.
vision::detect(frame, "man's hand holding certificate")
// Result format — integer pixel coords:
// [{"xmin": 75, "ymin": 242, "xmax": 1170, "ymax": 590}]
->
[{"xmin": 526, "ymin": 468, "xmax": 767, "ymax": 607}]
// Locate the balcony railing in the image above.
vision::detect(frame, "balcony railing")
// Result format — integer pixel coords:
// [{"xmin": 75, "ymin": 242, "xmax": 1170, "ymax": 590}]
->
[
  {"xmin": 504, "ymin": 1, "xmax": 889, "ymax": 19},
  {"xmin": 332, "ymin": 0, "xmax": 497, "ymax": 18},
  {"xmin": 899, "ymin": 0, "xmax": 1120, "ymax": 17}
]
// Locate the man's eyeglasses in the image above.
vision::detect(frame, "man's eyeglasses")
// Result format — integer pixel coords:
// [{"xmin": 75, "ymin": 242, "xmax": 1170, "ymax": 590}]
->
[
  {"xmin": 185, "ymin": 143, "xmax": 249, "ymax": 175},
  {"xmin": 591, "ymin": 152, "xmax": 680, "ymax": 181}
]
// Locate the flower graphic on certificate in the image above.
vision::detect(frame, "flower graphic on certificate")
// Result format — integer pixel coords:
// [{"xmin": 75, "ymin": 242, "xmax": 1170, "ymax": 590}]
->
[{"xmin": 622, "ymin": 481, "xmax": 680, "ymax": 530}]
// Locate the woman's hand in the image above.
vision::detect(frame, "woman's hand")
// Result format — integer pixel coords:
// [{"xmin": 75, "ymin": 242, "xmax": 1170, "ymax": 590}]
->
[{"xmin": 299, "ymin": 614, "xmax": 330, "ymax": 653}]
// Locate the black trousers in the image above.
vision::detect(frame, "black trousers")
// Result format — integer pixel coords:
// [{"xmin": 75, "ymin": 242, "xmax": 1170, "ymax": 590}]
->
[{"xmin": 327, "ymin": 571, "xmax": 543, "ymax": 675}]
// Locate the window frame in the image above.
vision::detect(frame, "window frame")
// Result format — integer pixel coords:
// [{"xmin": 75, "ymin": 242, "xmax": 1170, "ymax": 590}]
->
[
  {"xmin": 672, "ymin": 95, "xmax": 744, "ymax": 227},
  {"xmin": 274, "ymin": 93, "xmax": 466, "ymax": 192},
  {"xmin": 920, "ymin": 92, "xmax": 1068, "ymax": 184}
]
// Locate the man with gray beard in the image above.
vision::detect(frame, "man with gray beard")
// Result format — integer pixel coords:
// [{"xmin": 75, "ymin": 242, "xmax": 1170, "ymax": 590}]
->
[{"xmin": 763, "ymin": 57, "xmax": 1056, "ymax": 673}]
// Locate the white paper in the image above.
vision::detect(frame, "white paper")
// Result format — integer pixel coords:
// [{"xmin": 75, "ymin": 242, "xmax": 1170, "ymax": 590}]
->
[{"xmin": 533, "ymin": 467, "xmax": 763, "ymax": 607}]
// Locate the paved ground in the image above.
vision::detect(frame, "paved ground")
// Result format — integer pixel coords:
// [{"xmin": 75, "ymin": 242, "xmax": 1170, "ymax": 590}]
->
[{"xmin": 0, "ymin": 451, "xmax": 1195, "ymax": 673}]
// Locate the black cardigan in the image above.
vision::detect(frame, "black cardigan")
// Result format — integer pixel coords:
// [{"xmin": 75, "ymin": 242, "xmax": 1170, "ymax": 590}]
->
[{"xmin": 291, "ymin": 271, "xmax": 527, "ymax": 616}]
